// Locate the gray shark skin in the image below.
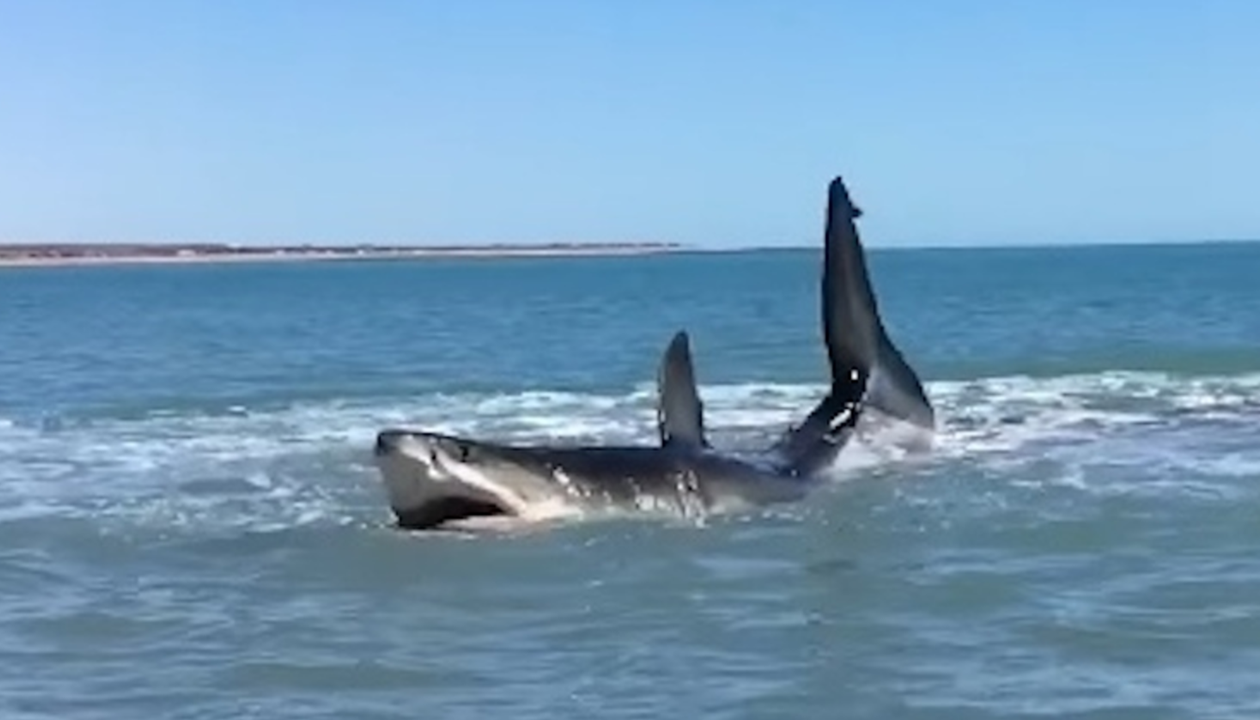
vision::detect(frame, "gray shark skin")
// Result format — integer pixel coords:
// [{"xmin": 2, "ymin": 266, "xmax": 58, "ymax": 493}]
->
[
  {"xmin": 372, "ymin": 175, "xmax": 935, "ymax": 532},
  {"xmin": 373, "ymin": 427, "xmax": 821, "ymax": 531}
]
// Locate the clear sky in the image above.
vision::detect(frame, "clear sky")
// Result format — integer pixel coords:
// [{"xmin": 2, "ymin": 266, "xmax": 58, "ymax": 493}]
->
[{"xmin": 1, "ymin": 1, "xmax": 1258, "ymax": 249}]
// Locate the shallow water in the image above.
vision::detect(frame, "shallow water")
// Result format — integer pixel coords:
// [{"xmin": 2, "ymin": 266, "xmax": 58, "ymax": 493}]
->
[{"xmin": 2, "ymin": 243, "xmax": 1259, "ymax": 718}]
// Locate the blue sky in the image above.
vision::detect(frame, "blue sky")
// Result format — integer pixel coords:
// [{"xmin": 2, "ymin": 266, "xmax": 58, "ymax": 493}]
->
[{"xmin": 1, "ymin": 1, "xmax": 1258, "ymax": 249}]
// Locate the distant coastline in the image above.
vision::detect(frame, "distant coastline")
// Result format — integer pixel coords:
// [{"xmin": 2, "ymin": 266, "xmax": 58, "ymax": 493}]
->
[
  {"xmin": 5, "ymin": 238, "xmax": 1254, "ymax": 269},
  {"xmin": 0, "ymin": 241, "xmax": 682, "ymax": 268}
]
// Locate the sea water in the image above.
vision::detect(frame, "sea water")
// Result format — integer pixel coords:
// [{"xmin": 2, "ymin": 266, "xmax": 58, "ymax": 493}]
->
[{"xmin": 2, "ymin": 243, "xmax": 1259, "ymax": 719}]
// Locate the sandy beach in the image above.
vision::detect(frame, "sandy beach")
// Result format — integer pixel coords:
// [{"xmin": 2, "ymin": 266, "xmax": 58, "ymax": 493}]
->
[{"xmin": 0, "ymin": 243, "xmax": 682, "ymax": 268}]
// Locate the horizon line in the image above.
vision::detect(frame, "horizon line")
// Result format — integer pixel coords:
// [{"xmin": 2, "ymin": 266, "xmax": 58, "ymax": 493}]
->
[{"xmin": 1, "ymin": 237, "xmax": 1258, "ymax": 253}]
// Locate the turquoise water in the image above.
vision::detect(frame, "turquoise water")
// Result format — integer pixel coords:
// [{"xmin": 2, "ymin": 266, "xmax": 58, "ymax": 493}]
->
[{"xmin": 2, "ymin": 243, "xmax": 1260, "ymax": 718}]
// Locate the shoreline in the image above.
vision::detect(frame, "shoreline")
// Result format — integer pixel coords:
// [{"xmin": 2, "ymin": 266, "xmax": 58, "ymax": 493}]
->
[
  {"xmin": 0, "ymin": 244, "xmax": 682, "ymax": 269},
  {"xmin": 4, "ymin": 238, "xmax": 1253, "ymax": 269}
]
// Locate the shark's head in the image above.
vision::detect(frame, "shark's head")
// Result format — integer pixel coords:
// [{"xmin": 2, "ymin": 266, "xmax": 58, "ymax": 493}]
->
[{"xmin": 372, "ymin": 429, "xmax": 584, "ymax": 531}]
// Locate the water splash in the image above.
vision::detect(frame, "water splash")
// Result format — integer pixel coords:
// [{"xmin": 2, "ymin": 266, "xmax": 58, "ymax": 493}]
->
[{"xmin": 2, "ymin": 371, "xmax": 1258, "ymax": 535}]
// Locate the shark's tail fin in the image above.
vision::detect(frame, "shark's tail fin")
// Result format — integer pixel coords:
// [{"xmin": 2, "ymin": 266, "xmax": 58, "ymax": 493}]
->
[
  {"xmin": 820, "ymin": 176, "xmax": 934, "ymax": 432},
  {"xmin": 866, "ymin": 330, "xmax": 935, "ymax": 431},
  {"xmin": 776, "ymin": 175, "xmax": 935, "ymax": 473},
  {"xmin": 655, "ymin": 330, "xmax": 708, "ymax": 450}
]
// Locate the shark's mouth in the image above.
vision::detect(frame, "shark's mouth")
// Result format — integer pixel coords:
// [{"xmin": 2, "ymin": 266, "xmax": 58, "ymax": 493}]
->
[
  {"xmin": 374, "ymin": 429, "xmax": 581, "ymax": 532},
  {"xmin": 373, "ymin": 430, "xmax": 523, "ymax": 531},
  {"xmin": 394, "ymin": 495, "xmax": 513, "ymax": 531}
]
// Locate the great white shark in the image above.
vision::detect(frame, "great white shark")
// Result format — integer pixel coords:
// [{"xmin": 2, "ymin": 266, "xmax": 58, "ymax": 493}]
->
[{"xmin": 372, "ymin": 175, "xmax": 935, "ymax": 531}]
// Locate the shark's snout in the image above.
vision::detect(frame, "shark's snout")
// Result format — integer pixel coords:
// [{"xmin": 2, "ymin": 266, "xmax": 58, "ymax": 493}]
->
[{"xmin": 374, "ymin": 429, "xmax": 409, "ymax": 457}]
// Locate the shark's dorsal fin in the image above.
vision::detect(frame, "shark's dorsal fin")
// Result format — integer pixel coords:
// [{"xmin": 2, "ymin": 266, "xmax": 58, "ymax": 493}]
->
[{"xmin": 656, "ymin": 330, "xmax": 708, "ymax": 450}]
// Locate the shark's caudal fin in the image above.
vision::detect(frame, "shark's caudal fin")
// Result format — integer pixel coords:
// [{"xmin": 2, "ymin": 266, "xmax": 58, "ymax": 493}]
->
[
  {"xmin": 820, "ymin": 176, "xmax": 934, "ymax": 431},
  {"xmin": 655, "ymin": 330, "xmax": 708, "ymax": 450},
  {"xmin": 776, "ymin": 176, "xmax": 934, "ymax": 470}
]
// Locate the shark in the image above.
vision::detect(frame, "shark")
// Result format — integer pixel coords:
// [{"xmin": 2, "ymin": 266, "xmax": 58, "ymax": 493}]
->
[{"xmin": 372, "ymin": 175, "xmax": 934, "ymax": 531}]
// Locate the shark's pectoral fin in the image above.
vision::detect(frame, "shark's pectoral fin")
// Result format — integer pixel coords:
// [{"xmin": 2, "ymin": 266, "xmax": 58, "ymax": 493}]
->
[{"xmin": 656, "ymin": 330, "xmax": 708, "ymax": 450}]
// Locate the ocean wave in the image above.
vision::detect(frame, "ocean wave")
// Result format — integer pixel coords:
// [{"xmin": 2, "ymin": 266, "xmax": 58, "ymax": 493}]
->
[{"xmin": 1, "ymin": 370, "xmax": 1258, "ymax": 533}]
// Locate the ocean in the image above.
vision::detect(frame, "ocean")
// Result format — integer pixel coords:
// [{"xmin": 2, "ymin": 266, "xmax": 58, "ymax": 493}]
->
[{"xmin": 2, "ymin": 242, "xmax": 1259, "ymax": 719}]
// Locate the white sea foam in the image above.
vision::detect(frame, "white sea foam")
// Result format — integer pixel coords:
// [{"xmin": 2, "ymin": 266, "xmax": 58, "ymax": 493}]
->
[{"xmin": 1, "ymin": 370, "xmax": 1257, "ymax": 533}]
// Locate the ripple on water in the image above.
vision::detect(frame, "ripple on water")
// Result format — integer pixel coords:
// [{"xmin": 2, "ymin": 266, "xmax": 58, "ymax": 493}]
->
[{"xmin": 2, "ymin": 372, "xmax": 1260, "ymax": 717}]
